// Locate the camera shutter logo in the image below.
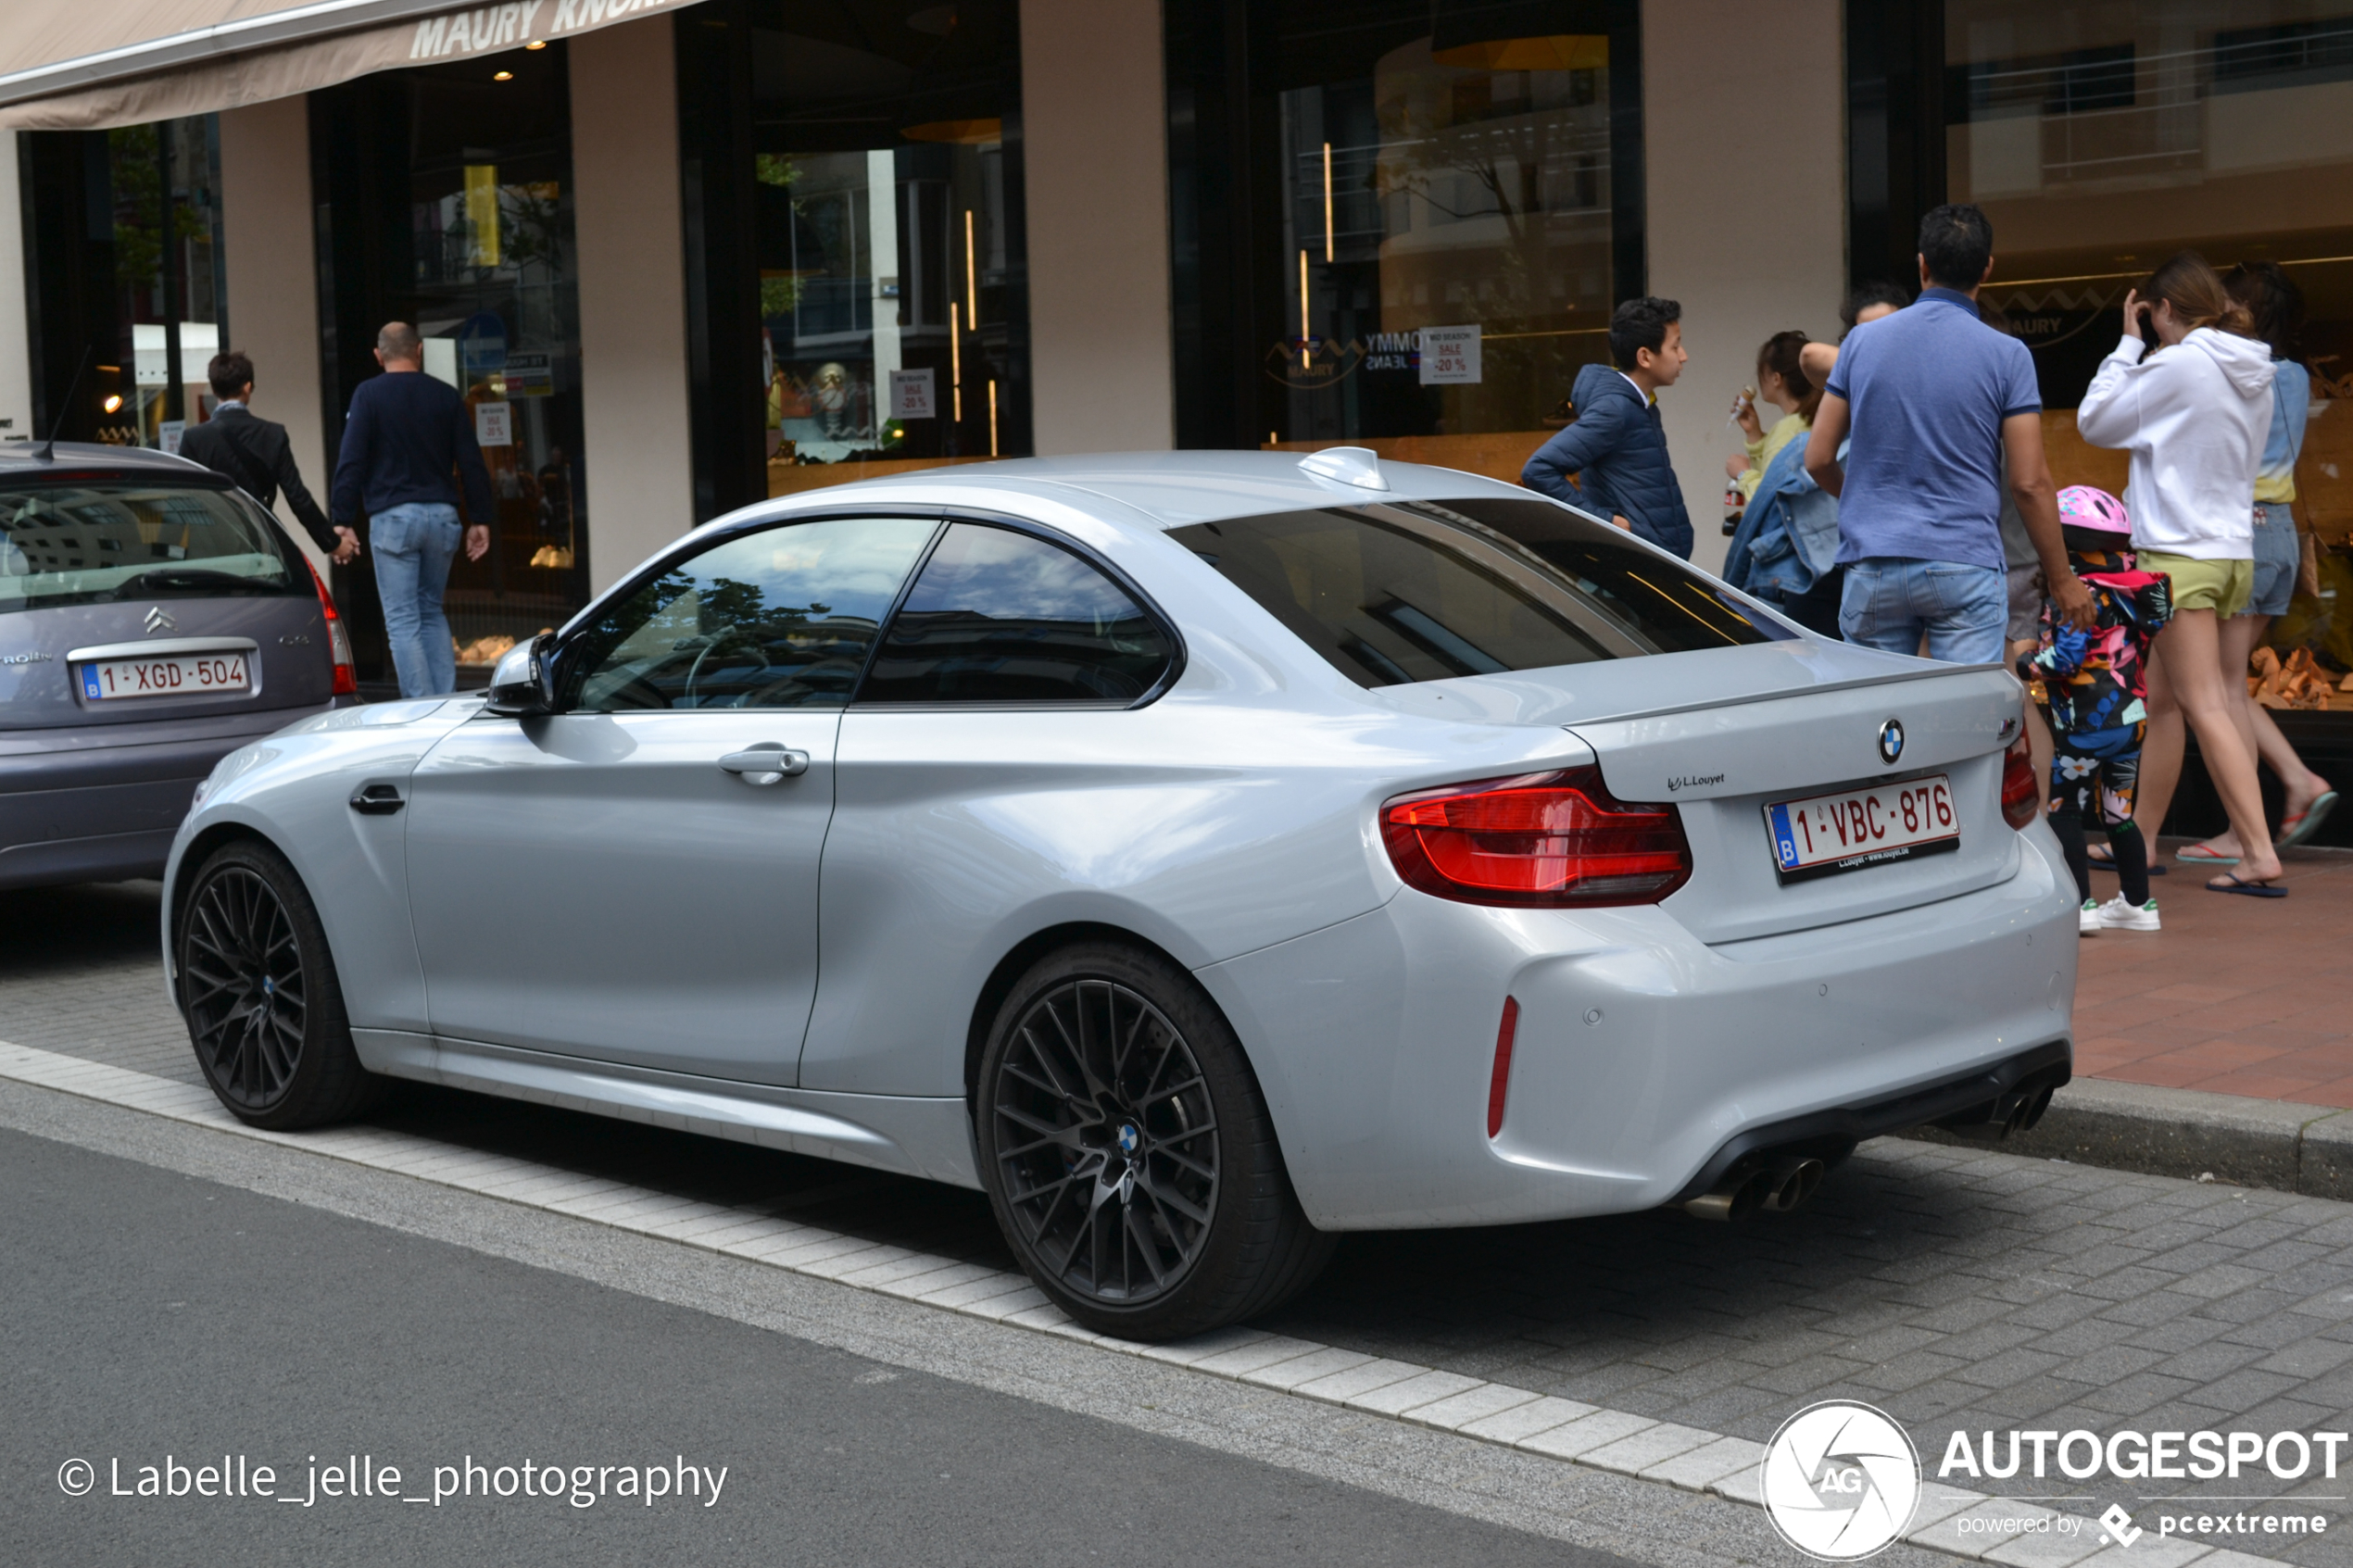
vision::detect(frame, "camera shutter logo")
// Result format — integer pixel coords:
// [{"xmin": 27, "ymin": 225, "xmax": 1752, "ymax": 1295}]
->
[{"xmin": 1760, "ymin": 1400, "xmax": 1921, "ymax": 1560}]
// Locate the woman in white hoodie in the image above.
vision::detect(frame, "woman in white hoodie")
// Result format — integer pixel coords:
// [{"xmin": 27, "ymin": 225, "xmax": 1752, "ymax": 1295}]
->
[{"xmin": 2076, "ymin": 253, "xmax": 2285, "ymax": 896}]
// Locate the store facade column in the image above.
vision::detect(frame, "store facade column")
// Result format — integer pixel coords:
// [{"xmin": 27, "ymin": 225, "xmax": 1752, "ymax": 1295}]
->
[
  {"xmin": 0, "ymin": 133, "xmax": 36, "ymax": 446},
  {"xmin": 1021, "ymin": 0, "xmax": 1175, "ymax": 455},
  {"xmin": 1641, "ymin": 0, "xmax": 1846, "ymax": 571},
  {"xmin": 218, "ymin": 98, "xmax": 332, "ymax": 569},
  {"xmin": 570, "ymin": 16, "xmax": 695, "ymax": 594}
]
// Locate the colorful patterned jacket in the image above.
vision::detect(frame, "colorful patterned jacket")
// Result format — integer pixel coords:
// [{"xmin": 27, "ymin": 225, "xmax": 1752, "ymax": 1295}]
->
[{"xmin": 2017, "ymin": 549, "xmax": 2173, "ymax": 740}]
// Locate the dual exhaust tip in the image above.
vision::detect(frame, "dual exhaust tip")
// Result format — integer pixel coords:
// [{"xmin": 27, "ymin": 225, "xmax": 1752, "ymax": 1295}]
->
[
  {"xmin": 1682, "ymin": 1156, "xmax": 1825, "ymax": 1223},
  {"xmin": 1934, "ymin": 1081, "xmax": 2057, "ymax": 1142},
  {"xmin": 1680, "ymin": 1075, "xmax": 2065, "ymax": 1222}
]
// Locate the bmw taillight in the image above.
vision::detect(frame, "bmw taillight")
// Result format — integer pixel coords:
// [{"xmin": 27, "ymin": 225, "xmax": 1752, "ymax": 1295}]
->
[
  {"xmin": 2000, "ymin": 734, "xmax": 2040, "ymax": 830},
  {"xmin": 304, "ymin": 556, "xmax": 359, "ymax": 696},
  {"xmin": 1380, "ymin": 767, "xmax": 1692, "ymax": 907}
]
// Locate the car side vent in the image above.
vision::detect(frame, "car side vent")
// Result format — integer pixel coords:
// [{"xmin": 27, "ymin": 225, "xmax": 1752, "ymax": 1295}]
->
[{"xmin": 1297, "ymin": 446, "xmax": 1388, "ymax": 492}]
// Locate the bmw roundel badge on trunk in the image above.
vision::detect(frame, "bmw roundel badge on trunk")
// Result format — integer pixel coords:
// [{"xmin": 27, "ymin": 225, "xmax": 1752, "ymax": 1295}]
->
[{"xmin": 1877, "ymin": 720, "xmax": 1905, "ymax": 767}]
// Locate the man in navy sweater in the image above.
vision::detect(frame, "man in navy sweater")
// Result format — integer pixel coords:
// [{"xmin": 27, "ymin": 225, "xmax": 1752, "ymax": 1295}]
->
[
  {"xmin": 331, "ymin": 322, "xmax": 496, "ymax": 697},
  {"xmin": 1520, "ymin": 297, "xmax": 1693, "ymax": 559}
]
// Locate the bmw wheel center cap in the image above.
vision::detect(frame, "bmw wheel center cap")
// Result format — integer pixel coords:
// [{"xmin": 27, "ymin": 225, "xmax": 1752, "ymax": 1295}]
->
[
  {"xmin": 1116, "ymin": 1123, "xmax": 1140, "ymax": 1156},
  {"xmin": 1877, "ymin": 719, "xmax": 1905, "ymax": 767}
]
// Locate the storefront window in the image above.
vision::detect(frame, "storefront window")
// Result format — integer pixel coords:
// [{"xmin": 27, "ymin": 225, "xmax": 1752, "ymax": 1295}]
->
[
  {"xmin": 1165, "ymin": 0, "xmax": 1642, "ymax": 480},
  {"xmin": 20, "ymin": 117, "xmax": 228, "ymax": 451},
  {"xmin": 680, "ymin": 0, "xmax": 1028, "ymax": 513},
  {"xmin": 313, "ymin": 47, "xmax": 585, "ymax": 687},
  {"xmin": 1946, "ymin": 2, "xmax": 2353, "ymax": 680}
]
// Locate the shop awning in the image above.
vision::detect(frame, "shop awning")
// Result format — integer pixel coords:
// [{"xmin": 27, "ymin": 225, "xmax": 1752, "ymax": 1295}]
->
[{"xmin": 0, "ymin": 0, "xmax": 699, "ymax": 130}]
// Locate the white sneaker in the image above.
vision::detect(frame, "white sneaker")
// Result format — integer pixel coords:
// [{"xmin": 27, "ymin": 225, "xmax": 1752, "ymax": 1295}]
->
[
  {"xmin": 2080, "ymin": 897, "xmax": 2103, "ymax": 935},
  {"xmin": 2098, "ymin": 894, "xmax": 2161, "ymax": 931}
]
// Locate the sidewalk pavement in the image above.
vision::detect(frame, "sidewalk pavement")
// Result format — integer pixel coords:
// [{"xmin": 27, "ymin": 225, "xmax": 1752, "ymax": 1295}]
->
[
  {"xmin": 1920, "ymin": 840, "xmax": 2353, "ymax": 1198},
  {"xmin": 2076, "ymin": 840, "xmax": 2353, "ymax": 1105}
]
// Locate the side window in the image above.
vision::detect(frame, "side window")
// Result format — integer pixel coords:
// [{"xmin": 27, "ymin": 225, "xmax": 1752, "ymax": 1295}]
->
[
  {"xmin": 856, "ymin": 523, "xmax": 1173, "ymax": 705},
  {"xmin": 569, "ymin": 516, "xmax": 937, "ymax": 711}
]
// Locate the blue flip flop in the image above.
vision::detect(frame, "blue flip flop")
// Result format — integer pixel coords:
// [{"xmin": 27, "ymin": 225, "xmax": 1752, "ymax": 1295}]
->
[
  {"xmin": 2207, "ymin": 872, "xmax": 2288, "ymax": 898},
  {"xmin": 2277, "ymin": 791, "xmax": 2339, "ymax": 849}
]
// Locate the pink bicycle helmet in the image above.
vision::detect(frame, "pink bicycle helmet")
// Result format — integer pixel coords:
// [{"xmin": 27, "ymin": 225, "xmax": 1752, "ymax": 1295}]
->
[{"xmin": 2057, "ymin": 485, "xmax": 2131, "ymax": 533}]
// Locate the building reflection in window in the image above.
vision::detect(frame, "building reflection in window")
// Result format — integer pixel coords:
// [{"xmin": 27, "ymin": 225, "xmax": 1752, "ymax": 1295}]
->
[
  {"xmin": 1948, "ymin": 0, "xmax": 2353, "ymax": 684},
  {"xmin": 1249, "ymin": 1, "xmax": 1638, "ymax": 481},
  {"xmin": 750, "ymin": 0, "xmax": 1025, "ymax": 496}
]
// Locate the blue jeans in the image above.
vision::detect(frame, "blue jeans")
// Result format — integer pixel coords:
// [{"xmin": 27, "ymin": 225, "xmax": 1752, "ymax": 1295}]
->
[
  {"xmin": 370, "ymin": 502, "xmax": 461, "ymax": 697},
  {"xmin": 2247, "ymin": 501, "xmax": 2298, "ymax": 618},
  {"xmin": 1839, "ymin": 558, "xmax": 2008, "ymax": 664}
]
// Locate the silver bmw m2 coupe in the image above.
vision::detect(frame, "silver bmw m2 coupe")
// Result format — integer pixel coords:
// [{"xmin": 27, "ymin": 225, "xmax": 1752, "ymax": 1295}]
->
[{"xmin": 163, "ymin": 450, "xmax": 2077, "ymax": 1339}]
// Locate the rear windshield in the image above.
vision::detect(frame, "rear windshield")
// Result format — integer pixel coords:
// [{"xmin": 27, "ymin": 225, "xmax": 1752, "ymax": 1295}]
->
[
  {"xmin": 1168, "ymin": 497, "xmax": 1786, "ymax": 688},
  {"xmin": 0, "ymin": 477, "xmax": 303, "ymax": 614}
]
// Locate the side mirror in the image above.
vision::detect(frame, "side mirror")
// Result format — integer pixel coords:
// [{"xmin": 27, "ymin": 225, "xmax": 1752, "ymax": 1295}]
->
[{"xmin": 483, "ymin": 632, "xmax": 556, "ymax": 716}]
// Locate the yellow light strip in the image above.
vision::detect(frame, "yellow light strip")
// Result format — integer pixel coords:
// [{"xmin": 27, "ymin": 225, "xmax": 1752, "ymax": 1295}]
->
[
  {"xmin": 950, "ymin": 301, "xmax": 963, "ymax": 421},
  {"xmin": 1322, "ymin": 142, "xmax": 1334, "ymax": 261},
  {"xmin": 1480, "ymin": 327, "xmax": 1612, "ymax": 341},
  {"xmin": 1298, "ymin": 249, "xmax": 1310, "ymax": 368},
  {"xmin": 988, "ymin": 380, "xmax": 1000, "ymax": 457},
  {"xmin": 964, "ymin": 210, "xmax": 978, "ymax": 327},
  {"xmin": 1987, "ymin": 254, "xmax": 2353, "ymax": 291}
]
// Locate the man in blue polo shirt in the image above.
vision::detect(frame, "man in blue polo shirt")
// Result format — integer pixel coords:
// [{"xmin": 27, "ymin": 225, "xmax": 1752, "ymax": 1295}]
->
[{"xmin": 1805, "ymin": 205, "xmax": 2092, "ymax": 660}]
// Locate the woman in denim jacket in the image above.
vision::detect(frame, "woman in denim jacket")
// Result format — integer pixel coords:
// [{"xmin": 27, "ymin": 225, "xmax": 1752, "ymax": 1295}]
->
[{"xmin": 1726, "ymin": 431, "xmax": 1845, "ymax": 637}]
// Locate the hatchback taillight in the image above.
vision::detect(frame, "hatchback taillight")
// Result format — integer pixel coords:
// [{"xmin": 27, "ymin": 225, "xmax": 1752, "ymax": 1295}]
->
[
  {"xmin": 304, "ymin": 556, "xmax": 359, "ymax": 696},
  {"xmin": 1380, "ymin": 767, "xmax": 1692, "ymax": 907},
  {"xmin": 2000, "ymin": 734, "xmax": 2040, "ymax": 830}
]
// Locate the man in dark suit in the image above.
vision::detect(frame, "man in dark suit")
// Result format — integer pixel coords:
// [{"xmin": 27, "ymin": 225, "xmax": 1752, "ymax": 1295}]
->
[{"xmin": 180, "ymin": 350, "xmax": 359, "ymax": 565}]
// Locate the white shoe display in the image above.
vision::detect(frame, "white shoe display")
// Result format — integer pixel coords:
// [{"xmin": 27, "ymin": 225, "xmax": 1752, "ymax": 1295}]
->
[
  {"xmin": 2097, "ymin": 894, "xmax": 2161, "ymax": 932},
  {"xmin": 2080, "ymin": 898, "xmax": 2103, "ymax": 935}
]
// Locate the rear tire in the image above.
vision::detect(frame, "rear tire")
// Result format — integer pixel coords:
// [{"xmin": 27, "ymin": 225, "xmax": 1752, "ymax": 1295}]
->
[
  {"xmin": 974, "ymin": 942, "xmax": 1334, "ymax": 1341},
  {"xmin": 178, "ymin": 839, "xmax": 379, "ymax": 1130}
]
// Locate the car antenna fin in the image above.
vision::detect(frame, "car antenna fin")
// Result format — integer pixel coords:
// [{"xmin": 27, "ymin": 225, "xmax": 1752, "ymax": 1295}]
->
[
  {"xmin": 36, "ymin": 345, "xmax": 95, "ymax": 463},
  {"xmin": 1297, "ymin": 445, "xmax": 1388, "ymax": 491}
]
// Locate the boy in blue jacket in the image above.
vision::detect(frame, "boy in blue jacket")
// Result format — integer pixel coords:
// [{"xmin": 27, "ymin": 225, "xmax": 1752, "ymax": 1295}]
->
[{"xmin": 1521, "ymin": 297, "xmax": 1693, "ymax": 558}]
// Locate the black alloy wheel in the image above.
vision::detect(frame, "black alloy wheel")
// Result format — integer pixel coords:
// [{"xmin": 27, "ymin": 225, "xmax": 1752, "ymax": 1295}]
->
[
  {"xmin": 975, "ymin": 943, "xmax": 1334, "ymax": 1340},
  {"xmin": 179, "ymin": 840, "xmax": 377, "ymax": 1129}
]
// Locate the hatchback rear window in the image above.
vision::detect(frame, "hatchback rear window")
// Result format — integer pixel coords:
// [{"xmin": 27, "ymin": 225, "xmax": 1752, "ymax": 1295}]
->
[
  {"xmin": 1168, "ymin": 497, "xmax": 1784, "ymax": 687},
  {"xmin": 0, "ymin": 477, "xmax": 303, "ymax": 614}
]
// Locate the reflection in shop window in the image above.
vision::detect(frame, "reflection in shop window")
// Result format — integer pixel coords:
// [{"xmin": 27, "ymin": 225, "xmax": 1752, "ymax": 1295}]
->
[
  {"xmin": 1251, "ymin": 2, "xmax": 1637, "ymax": 488},
  {"xmin": 99, "ymin": 117, "xmax": 228, "ymax": 454},
  {"xmin": 750, "ymin": 1, "xmax": 1026, "ymax": 498},
  {"xmin": 311, "ymin": 45, "xmax": 586, "ymax": 687},
  {"xmin": 1947, "ymin": 1, "xmax": 2353, "ymax": 694}
]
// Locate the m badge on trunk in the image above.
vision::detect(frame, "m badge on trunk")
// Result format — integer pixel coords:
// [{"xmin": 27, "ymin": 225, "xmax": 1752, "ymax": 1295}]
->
[
  {"xmin": 1877, "ymin": 719, "xmax": 1905, "ymax": 766},
  {"xmin": 144, "ymin": 607, "xmax": 177, "ymax": 633}
]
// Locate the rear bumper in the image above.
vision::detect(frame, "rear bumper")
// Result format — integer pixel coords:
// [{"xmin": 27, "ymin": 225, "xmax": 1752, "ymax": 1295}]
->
[
  {"xmin": 0, "ymin": 705, "xmax": 335, "ymax": 889},
  {"xmin": 1200, "ymin": 821, "xmax": 2079, "ymax": 1230}
]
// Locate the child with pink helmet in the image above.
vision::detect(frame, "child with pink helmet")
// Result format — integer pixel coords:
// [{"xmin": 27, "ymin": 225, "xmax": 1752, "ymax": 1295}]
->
[{"xmin": 2020, "ymin": 485, "xmax": 2173, "ymax": 932}]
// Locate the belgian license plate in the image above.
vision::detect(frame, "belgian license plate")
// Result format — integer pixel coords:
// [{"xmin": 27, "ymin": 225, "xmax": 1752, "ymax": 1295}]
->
[
  {"xmin": 1766, "ymin": 774, "xmax": 1958, "ymax": 883},
  {"xmin": 80, "ymin": 652, "xmax": 251, "ymax": 701}
]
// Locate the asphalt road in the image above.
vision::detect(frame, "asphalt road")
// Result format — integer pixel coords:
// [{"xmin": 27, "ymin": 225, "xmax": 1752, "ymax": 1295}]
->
[{"xmin": 3, "ymin": 1123, "xmax": 1628, "ymax": 1568}]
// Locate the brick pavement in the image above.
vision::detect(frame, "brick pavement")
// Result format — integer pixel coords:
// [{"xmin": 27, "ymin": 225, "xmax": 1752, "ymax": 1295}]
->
[
  {"xmin": 2078, "ymin": 844, "xmax": 2353, "ymax": 1107},
  {"xmin": 11, "ymin": 881, "xmax": 2353, "ymax": 1567}
]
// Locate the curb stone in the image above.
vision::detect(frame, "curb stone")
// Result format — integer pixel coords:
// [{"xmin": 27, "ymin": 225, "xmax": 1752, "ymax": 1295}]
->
[{"xmin": 1901, "ymin": 1077, "xmax": 2353, "ymax": 1199}]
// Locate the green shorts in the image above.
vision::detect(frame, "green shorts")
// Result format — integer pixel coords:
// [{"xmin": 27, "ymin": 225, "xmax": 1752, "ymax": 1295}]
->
[{"xmin": 2138, "ymin": 549, "xmax": 2253, "ymax": 617}]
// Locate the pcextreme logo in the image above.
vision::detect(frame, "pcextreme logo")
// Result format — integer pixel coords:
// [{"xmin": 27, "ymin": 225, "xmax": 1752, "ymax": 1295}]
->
[{"xmin": 1760, "ymin": 1400, "xmax": 1923, "ymax": 1561}]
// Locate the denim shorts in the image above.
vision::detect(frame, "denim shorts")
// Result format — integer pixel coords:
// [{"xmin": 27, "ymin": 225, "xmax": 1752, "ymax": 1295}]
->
[{"xmin": 2247, "ymin": 501, "xmax": 2299, "ymax": 618}]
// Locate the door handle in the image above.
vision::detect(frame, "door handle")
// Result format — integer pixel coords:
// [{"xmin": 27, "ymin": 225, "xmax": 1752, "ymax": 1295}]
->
[
  {"xmin": 349, "ymin": 783, "xmax": 405, "ymax": 814},
  {"xmin": 717, "ymin": 746, "xmax": 810, "ymax": 785}
]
